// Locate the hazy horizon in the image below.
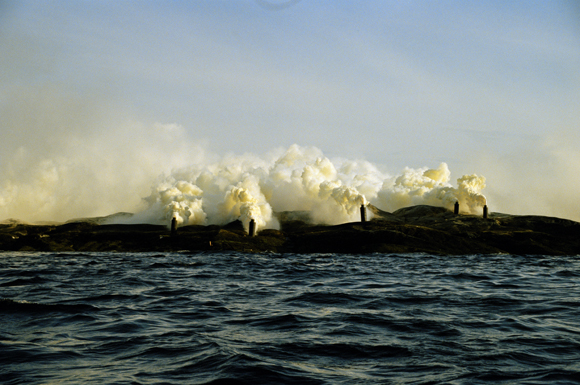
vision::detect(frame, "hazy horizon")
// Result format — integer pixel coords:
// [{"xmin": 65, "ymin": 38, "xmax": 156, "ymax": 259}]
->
[{"xmin": 1, "ymin": 1, "xmax": 579, "ymax": 224}]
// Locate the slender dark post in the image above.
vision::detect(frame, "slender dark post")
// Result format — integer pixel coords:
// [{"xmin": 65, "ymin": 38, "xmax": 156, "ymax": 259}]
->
[
  {"xmin": 360, "ymin": 204, "xmax": 366, "ymax": 223},
  {"xmin": 249, "ymin": 219, "xmax": 256, "ymax": 237},
  {"xmin": 171, "ymin": 217, "xmax": 177, "ymax": 236},
  {"xmin": 454, "ymin": 201, "xmax": 459, "ymax": 215},
  {"xmin": 483, "ymin": 205, "xmax": 488, "ymax": 219}
]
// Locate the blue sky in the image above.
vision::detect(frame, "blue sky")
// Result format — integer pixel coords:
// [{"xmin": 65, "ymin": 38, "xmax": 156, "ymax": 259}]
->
[{"xmin": 1, "ymin": 1, "xmax": 579, "ymax": 221}]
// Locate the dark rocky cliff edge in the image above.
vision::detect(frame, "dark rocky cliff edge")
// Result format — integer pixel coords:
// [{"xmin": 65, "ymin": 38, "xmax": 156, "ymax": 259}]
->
[{"xmin": 1, "ymin": 205, "xmax": 579, "ymax": 255}]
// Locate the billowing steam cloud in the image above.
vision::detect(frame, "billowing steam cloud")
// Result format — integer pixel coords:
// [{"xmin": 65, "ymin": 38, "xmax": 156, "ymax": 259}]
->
[
  {"xmin": 126, "ymin": 144, "xmax": 487, "ymax": 232},
  {"xmin": 376, "ymin": 163, "xmax": 486, "ymax": 215},
  {"xmin": 0, "ymin": 86, "xmax": 210, "ymax": 223},
  {"xmin": 0, "ymin": 88, "xmax": 487, "ymax": 229}
]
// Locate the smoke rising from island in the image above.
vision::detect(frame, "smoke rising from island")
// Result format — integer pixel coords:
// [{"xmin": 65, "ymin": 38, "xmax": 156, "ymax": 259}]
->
[
  {"xmin": 133, "ymin": 145, "xmax": 487, "ymax": 232},
  {"xmin": 1, "ymin": 85, "xmax": 576, "ymax": 228},
  {"xmin": 2, "ymin": 2, "xmax": 578, "ymax": 227},
  {"xmin": 0, "ymin": 91, "xmax": 487, "ymax": 230}
]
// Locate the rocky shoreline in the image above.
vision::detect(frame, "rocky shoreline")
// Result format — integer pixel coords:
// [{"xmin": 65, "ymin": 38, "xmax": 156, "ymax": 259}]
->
[{"xmin": 1, "ymin": 205, "xmax": 579, "ymax": 255}]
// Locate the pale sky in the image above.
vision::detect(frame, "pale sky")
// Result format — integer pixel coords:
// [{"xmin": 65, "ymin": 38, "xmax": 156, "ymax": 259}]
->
[{"xmin": 1, "ymin": 0, "xmax": 580, "ymax": 222}]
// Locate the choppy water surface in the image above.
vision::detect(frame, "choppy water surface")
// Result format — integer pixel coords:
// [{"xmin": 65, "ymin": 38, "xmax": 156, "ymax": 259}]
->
[{"xmin": 1, "ymin": 252, "xmax": 580, "ymax": 384}]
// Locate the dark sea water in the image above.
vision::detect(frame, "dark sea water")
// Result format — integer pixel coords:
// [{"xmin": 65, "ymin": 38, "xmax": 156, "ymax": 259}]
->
[{"xmin": 1, "ymin": 252, "xmax": 580, "ymax": 385}]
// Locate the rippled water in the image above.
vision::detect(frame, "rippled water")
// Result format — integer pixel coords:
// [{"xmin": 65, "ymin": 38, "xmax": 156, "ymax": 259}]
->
[{"xmin": 1, "ymin": 252, "xmax": 580, "ymax": 384}]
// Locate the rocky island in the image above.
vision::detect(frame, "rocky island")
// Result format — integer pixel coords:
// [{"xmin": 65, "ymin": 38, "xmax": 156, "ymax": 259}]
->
[{"xmin": 1, "ymin": 205, "xmax": 579, "ymax": 255}]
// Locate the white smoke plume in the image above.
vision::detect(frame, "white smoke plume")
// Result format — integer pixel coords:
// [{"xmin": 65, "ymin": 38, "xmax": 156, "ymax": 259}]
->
[
  {"xmin": 0, "ymin": 87, "xmax": 487, "ymax": 228},
  {"xmin": 375, "ymin": 163, "xmax": 487, "ymax": 215},
  {"xmin": 0, "ymin": 85, "xmax": 209, "ymax": 223},
  {"xmin": 124, "ymin": 145, "xmax": 487, "ymax": 232}
]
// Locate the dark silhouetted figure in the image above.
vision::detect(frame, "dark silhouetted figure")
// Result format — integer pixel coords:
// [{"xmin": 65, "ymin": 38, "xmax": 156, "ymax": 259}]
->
[
  {"xmin": 171, "ymin": 217, "xmax": 177, "ymax": 237},
  {"xmin": 249, "ymin": 219, "xmax": 256, "ymax": 237},
  {"xmin": 360, "ymin": 204, "xmax": 366, "ymax": 223}
]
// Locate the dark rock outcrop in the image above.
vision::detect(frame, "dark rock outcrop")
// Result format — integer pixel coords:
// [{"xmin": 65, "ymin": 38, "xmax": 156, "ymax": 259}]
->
[{"xmin": 1, "ymin": 205, "xmax": 579, "ymax": 255}]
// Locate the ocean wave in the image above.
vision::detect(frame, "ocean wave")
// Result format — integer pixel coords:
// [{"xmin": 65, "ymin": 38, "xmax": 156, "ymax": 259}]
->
[{"xmin": 1, "ymin": 252, "xmax": 580, "ymax": 384}]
